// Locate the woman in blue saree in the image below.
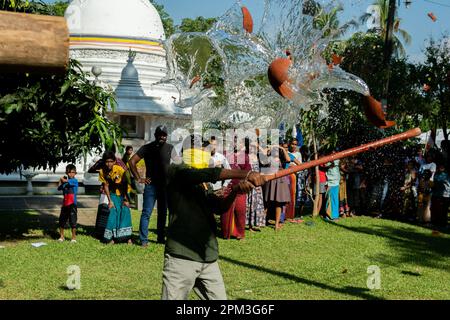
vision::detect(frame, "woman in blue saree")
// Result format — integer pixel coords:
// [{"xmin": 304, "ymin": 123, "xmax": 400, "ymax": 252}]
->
[{"xmin": 99, "ymin": 151, "xmax": 133, "ymax": 244}]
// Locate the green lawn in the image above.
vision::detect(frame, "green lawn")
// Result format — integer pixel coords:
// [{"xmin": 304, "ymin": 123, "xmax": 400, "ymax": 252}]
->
[{"xmin": 0, "ymin": 210, "xmax": 449, "ymax": 300}]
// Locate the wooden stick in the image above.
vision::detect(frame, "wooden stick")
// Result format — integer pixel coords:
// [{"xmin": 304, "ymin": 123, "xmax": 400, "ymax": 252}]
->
[
  {"xmin": 0, "ymin": 11, "xmax": 69, "ymax": 74},
  {"xmin": 264, "ymin": 128, "xmax": 422, "ymax": 181}
]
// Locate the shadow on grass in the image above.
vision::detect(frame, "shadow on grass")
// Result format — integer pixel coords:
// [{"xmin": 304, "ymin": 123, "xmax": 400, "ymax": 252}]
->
[
  {"xmin": 0, "ymin": 210, "xmax": 150, "ymax": 246},
  {"xmin": 0, "ymin": 210, "xmax": 97, "ymax": 242},
  {"xmin": 323, "ymin": 219, "xmax": 450, "ymax": 271},
  {"xmin": 0, "ymin": 210, "xmax": 59, "ymax": 242},
  {"xmin": 219, "ymin": 255, "xmax": 382, "ymax": 300},
  {"xmin": 400, "ymin": 271, "xmax": 421, "ymax": 277}
]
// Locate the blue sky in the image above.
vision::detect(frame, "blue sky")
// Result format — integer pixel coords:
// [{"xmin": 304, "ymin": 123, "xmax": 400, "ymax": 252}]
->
[
  {"xmin": 47, "ymin": 0, "xmax": 450, "ymax": 62},
  {"xmin": 155, "ymin": 0, "xmax": 449, "ymax": 62}
]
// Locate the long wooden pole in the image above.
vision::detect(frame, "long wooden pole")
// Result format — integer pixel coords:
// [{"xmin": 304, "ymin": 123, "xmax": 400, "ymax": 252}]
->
[
  {"xmin": 0, "ymin": 11, "xmax": 69, "ymax": 74},
  {"xmin": 264, "ymin": 128, "xmax": 421, "ymax": 181}
]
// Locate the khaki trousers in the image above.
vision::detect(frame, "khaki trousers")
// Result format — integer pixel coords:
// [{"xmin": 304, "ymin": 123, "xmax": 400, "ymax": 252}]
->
[{"xmin": 161, "ymin": 254, "xmax": 227, "ymax": 300}]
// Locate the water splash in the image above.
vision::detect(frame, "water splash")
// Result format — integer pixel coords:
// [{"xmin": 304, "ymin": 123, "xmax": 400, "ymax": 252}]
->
[
  {"xmin": 159, "ymin": 33, "xmax": 217, "ymax": 109},
  {"xmin": 163, "ymin": 0, "xmax": 370, "ymax": 130}
]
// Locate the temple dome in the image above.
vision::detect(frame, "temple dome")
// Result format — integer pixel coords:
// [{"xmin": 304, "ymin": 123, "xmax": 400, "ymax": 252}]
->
[{"xmin": 65, "ymin": 0, "xmax": 165, "ymax": 41}]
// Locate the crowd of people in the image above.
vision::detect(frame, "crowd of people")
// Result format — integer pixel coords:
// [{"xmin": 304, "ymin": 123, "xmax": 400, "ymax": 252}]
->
[{"xmin": 57, "ymin": 127, "xmax": 450, "ymax": 246}]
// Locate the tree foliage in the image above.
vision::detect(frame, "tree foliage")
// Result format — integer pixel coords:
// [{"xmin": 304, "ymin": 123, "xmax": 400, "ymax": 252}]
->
[
  {"xmin": 313, "ymin": 3, "xmax": 357, "ymax": 39},
  {"xmin": 179, "ymin": 16, "xmax": 217, "ymax": 33},
  {"xmin": 0, "ymin": 0, "xmax": 68, "ymax": 15},
  {"xmin": 359, "ymin": 0, "xmax": 412, "ymax": 58},
  {"xmin": 150, "ymin": 0, "xmax": 175, "ymax": 37},
  {"xmin": 417, "ymin": 36, "xmax": 450, "ymax": 141},
  {"xmin": 0, "ymin": 60, "xmax": 123, "ymax": 174},
  {"xmin": 0, "ymin": 1, "xmax": 123, "ymax": 174}
]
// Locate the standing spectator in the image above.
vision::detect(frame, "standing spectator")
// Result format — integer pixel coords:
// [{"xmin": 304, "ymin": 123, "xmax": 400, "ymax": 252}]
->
[
  {"xmin": 339, "ymin": 159, "xmax": 351, "ymax": 217},
  {"xmin": 57, "ymin": 164, "xmax": 78, "ymax": 243},
  {"xmin": 323, "ymin": 156, "xmax": 340, "ymax": 220},
  {"xmin": 222, "ymin": 137, "xmax": 250, "ymax": 240},
  {"xmin": 369, "ymin": 157, "xmax": 394, "ymax": 217},
  {"xmin": 122, "ymin": 145, "xmax": 134, "ymax": 164},
  {"xmin": 415, "ymin": 147, "xmax": 426, "ymax": 168},
  {"xmin": 129, "ymin": 125, "xmax": 173, "ymax": 247},
  {"xmin": 430, "ymin": 163, "xmax": 450, "ymax": 227},
  {"xmin": 359, "ymin": 175, "xmax": 368, "ymax": 215},
  {"xmin": 208, "ymin": 137, "xmax": 231, "ymax": 191},
  {"xmin": 246, "ymin": 141, "xmax": 266, "ymax": 231},
  {"xmin": 296, "ymin": 145, "xmax": 310, "ymax": 217},
  {"xmin": 346, "ymin": 157, "xmax": 364, "ymax": 215},
  {"xmin": 420, "ymin": 154, "xmax": 437, "ymax": 180},
  {"xmin": 417, "ymin": 169, "xmax": 433, "ymax": 224},
  {"xmin": 401, "ymin": 160, "xmax": 417, "ymax": 220},
  {"xmin": 440, "ymin": 141, "xmax": 449, "ymax": 171},
  {"xmin": 313, "ymin": 164, "xmax": 327, "ymax": 216},
  {"xmin": 285, "ymin": 139, "xmax": 302, "ymax": 221},
  {"xmin": 378, "ymin": 158, "xmax": 397, "ymax": 217},
  {"xmin": 99, "ymin": 151, "xmax": 132, "ymax": 244},
  {"xmin": 122, "ymin": 145, "xmax": 137, "ymax": 203},
  {"xmin": 262, "ymin": 146, "xmax": 291, "ymax": 231}
]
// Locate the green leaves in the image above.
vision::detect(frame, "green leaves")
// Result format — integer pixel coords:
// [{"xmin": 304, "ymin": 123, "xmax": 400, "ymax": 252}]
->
[
  {"xmin": 0, "ymin": 59, "xmax": 123, "ymax": 174},
  {"xmin": 179, "ymin": 17, "xmax": 217, "ymax": 33},
  {"xmin": 150, "ymin": 0, "xmax": 175, "ymax": 37}
]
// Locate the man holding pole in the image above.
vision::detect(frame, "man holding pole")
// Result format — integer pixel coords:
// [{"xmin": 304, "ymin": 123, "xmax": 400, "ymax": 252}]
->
[{"xmin": 161, "ymin": 134, "xmax": 267, "ymax": 300}]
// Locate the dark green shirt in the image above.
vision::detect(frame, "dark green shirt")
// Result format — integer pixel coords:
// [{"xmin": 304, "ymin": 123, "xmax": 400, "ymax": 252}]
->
[{"xmin": 165, "ymin": 164, "xmax": 223, "ymax": 263}]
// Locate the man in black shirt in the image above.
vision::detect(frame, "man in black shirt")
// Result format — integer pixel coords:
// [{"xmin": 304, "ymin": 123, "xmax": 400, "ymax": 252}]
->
[{"xmin": 129, "ymin": 125, "xmax": 173, "ymax": 246}]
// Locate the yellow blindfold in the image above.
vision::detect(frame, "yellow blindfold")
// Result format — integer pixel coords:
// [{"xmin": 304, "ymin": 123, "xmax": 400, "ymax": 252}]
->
[{"xmin": 182, "ymin": 148, "xmax": 211, "ymax": 169}]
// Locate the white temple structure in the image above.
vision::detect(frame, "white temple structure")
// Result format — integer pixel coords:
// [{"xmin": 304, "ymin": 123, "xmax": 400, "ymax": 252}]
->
[{"xmin": 0, "ymin": 0, "xmax": 191, "ymax": 195}]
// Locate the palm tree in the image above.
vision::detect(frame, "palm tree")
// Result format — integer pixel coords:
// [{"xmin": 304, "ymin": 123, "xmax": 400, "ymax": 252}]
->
[
  {"xmin": 303, "ymin": 3, "xmax": 358, "ymax": 217},
  {"xmin": 360, "ymin": 0, "xmax": 411, "ymax": 57},
  {"xmin": 314, "ymin": 4, "xmax": 358, "ymax": 39}
]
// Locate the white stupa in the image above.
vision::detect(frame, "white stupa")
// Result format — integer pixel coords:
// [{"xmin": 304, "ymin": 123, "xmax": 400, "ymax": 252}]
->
[{"xmin": 66, "ymin": 0, "xmax": 190, "ymax": 142}]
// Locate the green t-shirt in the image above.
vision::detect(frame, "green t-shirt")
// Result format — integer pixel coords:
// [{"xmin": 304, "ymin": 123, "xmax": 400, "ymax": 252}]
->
[{"xmin": 165, "ymin": 164, "xmax": 223, "ymax": 263}]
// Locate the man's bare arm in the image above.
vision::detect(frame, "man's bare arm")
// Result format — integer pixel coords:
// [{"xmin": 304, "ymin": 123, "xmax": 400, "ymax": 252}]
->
[
  {"xmin": 129, "ymin": 154, "xmax": 151, "ymax": 184},
  {"xmin": 218, "ymin": 169, "xmax": 267, "ymax": 187}
]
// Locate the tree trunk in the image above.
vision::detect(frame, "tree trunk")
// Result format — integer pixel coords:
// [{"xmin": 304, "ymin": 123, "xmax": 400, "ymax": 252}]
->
[
  {"xmin": 0, "ymin": 11, "xmax": 69, "ymax": 74},
  {"xmin": 312, "ymin": 130, "xmax": 321, "ymax": 217},
  {"xmin": 439, "ymin": 88, "xmax": 449, "ymax": 143}
]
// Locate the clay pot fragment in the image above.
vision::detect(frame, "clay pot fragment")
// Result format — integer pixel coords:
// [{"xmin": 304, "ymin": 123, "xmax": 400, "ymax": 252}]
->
[
  {"xmin": 242, "ymin": 6, "xmax": 253, "ymax": 33},
  {"xmin": 362, "ymin": 96, "xmax": 396, "ymax": 129},
  {"xmin": 190, "ymin": 75, "xmax": 201, "ymax": 89},
  {"xmin": 268, "ymin": 57, "xmax": 293, "ymax": 98},
  {"xmin": 331, "ymin": 53, "xmax": 342, "ymax": 65},
  {"xmin": 428, "ymin": 12, "xmax": 437, "ymax": 22}
]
